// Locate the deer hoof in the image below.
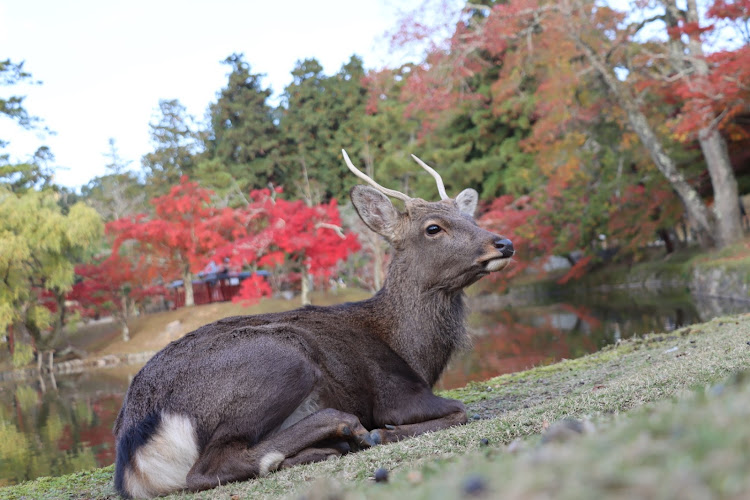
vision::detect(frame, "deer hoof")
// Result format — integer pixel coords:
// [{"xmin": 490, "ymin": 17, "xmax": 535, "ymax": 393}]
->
[
  {"xmin": 358, "ymin": 431, "xmax": 377, "ymax": 448},
  {"xmin": 368, "ymin": 429, "xmax": 384, "ymax": 445}
]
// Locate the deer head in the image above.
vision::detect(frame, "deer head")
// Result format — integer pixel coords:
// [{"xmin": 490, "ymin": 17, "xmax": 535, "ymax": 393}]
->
[{"xmin": 342, "ymin": 150, "xmax": 514, "ymax": 294}]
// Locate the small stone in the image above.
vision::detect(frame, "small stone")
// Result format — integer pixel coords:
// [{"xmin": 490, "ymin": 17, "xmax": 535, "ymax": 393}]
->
[
  {"xmin": 541, "ymin": 417, "xmax": 594, "ymax": 444},
  {"xmin": 709, "ymin": 384, "xmax": 725, "ymax": 397},
  {"xmin": 374, "ymin": 468, "xmax": 389, "ymax": 483},
  {"xmin": 507, "ymin": 438, "xmax": 523, "ymax": 454},
  {"xmin": 479, "ymin": 438, "xmax": 489, "ymax": 447},
  {"xmin": 462, "ymin": 475, "xmax": 488, "ymax": 496},
  {"xmin": 406, "ymin": 470, "xmax": 423, "ymax": 484},
  {"xmin": 472, "ymin": 413, "xmax": 481, "ymax": 421}
]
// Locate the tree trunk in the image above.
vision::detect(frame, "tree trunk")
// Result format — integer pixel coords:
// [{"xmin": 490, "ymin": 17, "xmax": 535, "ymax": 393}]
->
[
  {"xmin": 658, "ymin": 229, "xmax": 674, "ymax": 254},
  {"xmin": 120, "ymin": 316, "xmax": 130, "ymax": 342},
  {"xmin": 300, "ymin": 266, "xmax": 312, "ymax": 306},
  {"xmin": 699, "ymin": 128, "xmax": 743, "ymax": 246},
  {"xmin": 119, "ymin": 296, "xmax": 131, "ymax": 342},
  {"xmin": 7, "ymin": 324, "xmax": 14, "ymax": 355},
  {"xmin": 571, "ymin": 31, "xmax": 717, "ymax": 248},
  {"xmin": 183, "ymin": 268, "xmax": 195, "ymax": 307},
  {"xmin": 681, "ymin": 0, "xmax": 743, "ymax": 247}
]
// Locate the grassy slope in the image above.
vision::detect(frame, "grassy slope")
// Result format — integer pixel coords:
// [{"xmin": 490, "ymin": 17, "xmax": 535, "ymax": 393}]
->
[{"xmin": 3, "ymin": 313, "xmax": 749, "ymax": 500}]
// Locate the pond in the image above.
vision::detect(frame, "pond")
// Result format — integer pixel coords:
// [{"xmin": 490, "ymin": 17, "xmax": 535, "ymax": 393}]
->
[
  {"xmin": 438, "ymin": 288, "xmax": 749, "ymax": 389},
  {"xmin": 0, "ymin": 366, "xmax": 140, "ymax": 488},
  {"xmin": 0, "ymin": 289, "xmax": 747, "ymax": 486}
]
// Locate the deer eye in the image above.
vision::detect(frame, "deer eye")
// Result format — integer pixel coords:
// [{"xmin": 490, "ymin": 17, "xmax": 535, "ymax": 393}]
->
[{"xmin": 426, "ymin": 224, "xmax": 442, "ymax": 235}]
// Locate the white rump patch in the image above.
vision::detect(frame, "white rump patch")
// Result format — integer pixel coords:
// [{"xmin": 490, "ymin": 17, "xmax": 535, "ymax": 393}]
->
[
  {"xmin": 259, "ymin": 451, "xmax": 285, "ymax": 476},
  {"xmin": 125, "ymin": 412, "xmax": 199, "ymax": 498}
]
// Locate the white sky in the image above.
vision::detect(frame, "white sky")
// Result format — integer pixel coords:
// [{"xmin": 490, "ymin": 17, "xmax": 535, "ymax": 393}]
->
[{"xmin": 0, "ymin": 0, "xmax": 423, "ymax": 188}]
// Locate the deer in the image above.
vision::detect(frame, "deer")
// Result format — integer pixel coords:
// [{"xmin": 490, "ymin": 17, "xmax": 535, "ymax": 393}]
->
[{"xmin": 113, "ymin": 150, "xmax": 515, "ymax": 498}]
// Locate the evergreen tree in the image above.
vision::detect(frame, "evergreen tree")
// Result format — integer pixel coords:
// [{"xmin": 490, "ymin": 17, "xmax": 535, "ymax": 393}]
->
[
  {"xmin": 0, "ymin": 60, "xmax": 53, "ymax": 192},
  {"xmin": 81, "ymin": 138, "xmax": 145, "ymax": 220},
  {"xmin": 197, "ymin": 54, "xmax": 282, "ymax": 204},
  {"xmin": 279, "ymin": 56, "xmax": 368, "ymax": 203},
  {"xmin": 142, "ymin": 99, "xmax": 201, "ymax": 197}
]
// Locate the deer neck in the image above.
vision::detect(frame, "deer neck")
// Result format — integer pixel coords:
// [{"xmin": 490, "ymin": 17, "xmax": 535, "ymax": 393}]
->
[{"xmin": 370, "ymin": 274, "xmax": 469, "ymax": 387}]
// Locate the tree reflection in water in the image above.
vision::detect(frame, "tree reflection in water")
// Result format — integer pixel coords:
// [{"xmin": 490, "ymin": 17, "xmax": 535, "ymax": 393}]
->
[
  {"xmin": 438, "ymin": 294, "xmax": 748, "ymax": 389},
  {"xmin": 0, "ymin": 367, "xmax": 138, "ymax": 487}
]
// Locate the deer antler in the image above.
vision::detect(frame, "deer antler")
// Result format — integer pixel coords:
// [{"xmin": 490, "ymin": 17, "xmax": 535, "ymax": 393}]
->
[
  {"xmin": 411, "ymin": 155, "xmax": 449, "ymax": 200},
  {"xmin": 342, "ymin": 150, "xmax": 412, "ymax": 202}
]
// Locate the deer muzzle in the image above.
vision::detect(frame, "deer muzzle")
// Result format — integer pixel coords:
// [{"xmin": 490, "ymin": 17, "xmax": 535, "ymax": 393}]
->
[{"xmin": 480, "ymin": 237, "xmax": 514, "ymax": 272}]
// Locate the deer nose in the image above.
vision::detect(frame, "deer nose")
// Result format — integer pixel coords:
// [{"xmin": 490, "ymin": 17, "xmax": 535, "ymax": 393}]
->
[{"xmin": 494, "ymin": 238, "xmax": 514, "ymax": 258}]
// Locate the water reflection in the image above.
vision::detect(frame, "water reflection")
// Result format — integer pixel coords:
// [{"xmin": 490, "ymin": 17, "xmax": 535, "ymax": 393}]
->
[
  {"xmin": 0, "ymin": 367, "xmax": 140, "ymax": 487},
  {"xmin": 438, "ymin": 292, "xmax": 749, "ymax": 389}
]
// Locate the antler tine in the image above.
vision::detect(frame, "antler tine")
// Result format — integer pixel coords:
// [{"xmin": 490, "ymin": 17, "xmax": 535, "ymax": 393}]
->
[
  {"xmin": 342, "ymin": 149, "xmax": 411, "ymax": 202},
  {"xmin": 411, "ymin": 154, "xmax": 449, "ymax": 200}
]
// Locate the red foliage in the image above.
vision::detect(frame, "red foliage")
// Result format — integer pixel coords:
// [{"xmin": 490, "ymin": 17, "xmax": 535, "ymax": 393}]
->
[
  {"xmin": 707, "ymin": 0, "xmax": 750, "ymax": 20},
  {"xmin": 108, "ymin": 176, "xmax": 240, "ymax": 280},
  {"xmin": 214, "ymin": 188, "xmax": 360, "ymax": 304},
  {"xmin": 70, "ymin": 252, "xmax": 164, "ymax": 320},
  {"xmin": 607, "ymin": 184, "xmax": 682, "ymax": 254},
  {"xmin": 632, "ymin": 0, "xmax": 750, "ymax": 138},
  {"xmin": 478, "ymin": 194, "xmax": 554, "ymax": 281},
  {"xmin": 234, "ymin": 274, "xmax": 273, "ymax": 306}
]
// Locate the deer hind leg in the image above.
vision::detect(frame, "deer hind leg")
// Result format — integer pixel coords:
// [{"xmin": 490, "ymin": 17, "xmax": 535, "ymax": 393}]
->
[{"xmin": 185, "ymin": 408, "xmax": 375, "ymax": 492}]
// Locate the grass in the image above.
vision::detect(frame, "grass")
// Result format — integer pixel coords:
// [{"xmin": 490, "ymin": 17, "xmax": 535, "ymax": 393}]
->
[{"xmin": 3, "ymin": 312, "xmax": 749, "ymax": 500}]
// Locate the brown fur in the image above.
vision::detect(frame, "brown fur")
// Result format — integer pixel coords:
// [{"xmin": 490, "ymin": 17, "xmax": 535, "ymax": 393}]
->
[{"xmin": 113, "ymin": 184, "xmax": 513, "ymax": 498}]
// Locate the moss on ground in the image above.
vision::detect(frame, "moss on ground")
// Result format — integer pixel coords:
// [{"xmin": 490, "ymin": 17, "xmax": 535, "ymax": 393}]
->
[{"xmin": 2, "ymin": 313, "xmax": 749, "ymax": 500}]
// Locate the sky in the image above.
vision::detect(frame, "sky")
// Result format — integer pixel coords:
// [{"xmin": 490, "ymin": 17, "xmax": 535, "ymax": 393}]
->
[{"xmin": 0, "ymin": 0, "xmax": 425, "ymax": 188}]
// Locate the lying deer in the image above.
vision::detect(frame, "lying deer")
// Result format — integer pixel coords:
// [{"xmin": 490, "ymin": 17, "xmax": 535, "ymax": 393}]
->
[{"xmin": 113, "ymin": 150, "xmax": 514, "ymax": 498}]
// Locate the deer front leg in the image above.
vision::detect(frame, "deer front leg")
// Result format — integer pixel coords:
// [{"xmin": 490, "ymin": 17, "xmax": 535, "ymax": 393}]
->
[
  {"xmin": 185, "ymin": 408, "xmax": 374, "ymax": 492},
  {"xmin": 370, "ymin": 396, "xmax": 468, "ymax": 444}
]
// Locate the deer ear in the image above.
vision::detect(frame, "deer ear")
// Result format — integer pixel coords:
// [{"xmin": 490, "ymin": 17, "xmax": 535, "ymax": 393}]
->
[
  {"xmin": 455, "ymin": 188, "xmax": 478, "ymax": 217},
  {"xmin": 351, "ymin": 186, "xmax": 399, "ymax": 240}
]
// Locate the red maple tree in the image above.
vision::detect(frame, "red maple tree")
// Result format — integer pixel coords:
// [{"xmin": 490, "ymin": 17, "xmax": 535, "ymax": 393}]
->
[
  {"xmin": 216, "ymin": 188, "xmax": 360, "ymax": 305},
  {"xmin": 107, "ymin": 176, "xmax": 239, "ymax": 307},
  {"xmin": 71, "ymin": 252, "xmax": 164, "ymax": 341}
]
